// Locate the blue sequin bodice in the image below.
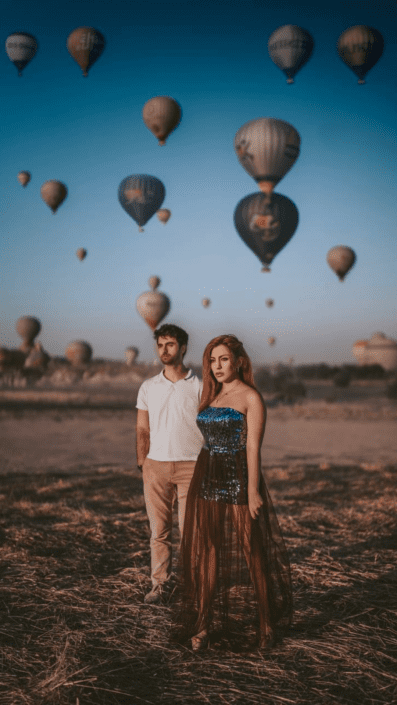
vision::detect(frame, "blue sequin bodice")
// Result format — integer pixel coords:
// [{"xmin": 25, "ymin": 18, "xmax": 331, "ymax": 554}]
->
[{"xmin": 196, "ymin": 406, "xmax": 248, "ymax": 504}]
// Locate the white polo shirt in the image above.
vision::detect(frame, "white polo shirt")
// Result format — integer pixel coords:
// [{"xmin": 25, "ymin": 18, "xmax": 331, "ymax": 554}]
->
[{"xmin": 136, "ymin": 369, "xmax": 203, "ymax": 461}]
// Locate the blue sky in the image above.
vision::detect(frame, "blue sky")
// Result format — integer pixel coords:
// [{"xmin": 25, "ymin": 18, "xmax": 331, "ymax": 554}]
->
[{"xmin": 1, "ymin": 0, "xmax": 396, "ymax": 365}]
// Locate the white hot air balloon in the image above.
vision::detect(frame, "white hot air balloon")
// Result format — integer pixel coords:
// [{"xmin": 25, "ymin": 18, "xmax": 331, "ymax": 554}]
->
[
  {"xmin": 234, "ymin": 118, "xmax": 300, "ymax": 196},
  {"xmin": 268, "ymin": 25, "xmax": 314, "ymax": 83},
  {"xmin": 136, "ymin": 277, "xmax": 170, "ymax": 331},
  {"xmin": 6, "ymin": 32, "xmax": 38, "ymax": 76}
]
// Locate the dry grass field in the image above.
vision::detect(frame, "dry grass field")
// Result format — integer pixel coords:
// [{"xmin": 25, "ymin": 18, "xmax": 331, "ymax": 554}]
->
[{"xmin": 0, "ymin": 381, "xmax": 396, "ymax": 704}]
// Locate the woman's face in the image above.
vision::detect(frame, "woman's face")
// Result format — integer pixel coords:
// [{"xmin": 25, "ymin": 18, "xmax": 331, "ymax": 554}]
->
[{"xmin": 210, "ymin": 344, "xmax": 239, "ymax": 384}]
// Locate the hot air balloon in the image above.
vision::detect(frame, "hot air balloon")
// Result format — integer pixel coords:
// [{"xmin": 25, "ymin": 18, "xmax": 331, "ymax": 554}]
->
[
  {"xmin": 337, "ymin": 26, "xmax": 384, "ymax": 84},
  {"xmin": 149, "ymin": 276, "xmax": 161, "ymax": 290},
  {"xmin": 6, "ymin": 32, "xmax": 38, "ymax": 76},
  {"xmin": 65, "ymin": 341, "xmax": 93, "ymax": 366},
  {"xmin": 202, "ymin": 298, "xmax": 211, "ymax": 308},
  {"xmin": 118, "ymin": 175, "xmax": 165, "ymax": 232},
  {"xmin": 40, "ymin": 180, "xmax": 68, "ymax": 214},
  {"xmin": 125, "ymin": 346, "xmax": 139, "ymax": 366},
  {"xmin": 268, "ymin": 25, "xmax": 314, "ymax": 83},
  {"xmin": 67, "ymin": 27, "xmax": 105, "ymax": 77},
  {"xmin": 16, "ymin": 316, "xmax": 41, "ymax": 353},
  {"xmin": 265, "ymin": 298, "xmax": 274, "ymax": 308},
  {"xmin": 157, "ymin": 208, "xmax": 171, "ymax": 224},
  {"xmin": 268, "ymin": 337, "xmax": 276, "ymax": 346},
  {"xmin": 76, "ymin": 248, "xmax": 87, "ymax": 261},
  {"xmin": 24, "ymin": 343, "xmax": 50, "ymax": 370},
  {"xmin": 234, "ymin": 192, "xmax": 299, "ymax": 271},
  {"xmin": 17, "ymin": 171, "xmax": 31, "ymax": 187},
  {"xmin": 326, "ymin": 246, "xmax": 356, "ymax": 281},
  {"xmin": 136, "ymin": 278, "xmax": 170, "ymax": 331},
  {"xmin": 142, "ymin": 96, "xmax": 182, "ymax": 145},
  {"xmin": 234, "ymin": 118, "xmax": 300, "ymax": 196}
]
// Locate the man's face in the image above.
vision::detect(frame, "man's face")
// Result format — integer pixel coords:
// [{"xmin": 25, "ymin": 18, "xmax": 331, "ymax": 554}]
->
[{"xmin": 156, "ymin": 336, "xmax": 185, "ymax": 365}]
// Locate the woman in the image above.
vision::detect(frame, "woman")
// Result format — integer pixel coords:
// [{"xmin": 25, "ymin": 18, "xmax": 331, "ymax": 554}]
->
[{"xmin": 175, "ymin": 334, "xmax": 292, "ymax": 651}]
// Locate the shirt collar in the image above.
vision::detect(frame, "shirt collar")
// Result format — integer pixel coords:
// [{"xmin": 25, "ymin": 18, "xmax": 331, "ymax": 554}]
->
[{"xmin": 159, "ymin": 368, "xmax": 193, "ymax": 383}]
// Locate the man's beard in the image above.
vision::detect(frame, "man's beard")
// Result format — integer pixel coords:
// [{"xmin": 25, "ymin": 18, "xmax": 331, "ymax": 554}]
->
[{"xmin": 160, "ymin": 353, "xmax": 179, "ymax": 366}]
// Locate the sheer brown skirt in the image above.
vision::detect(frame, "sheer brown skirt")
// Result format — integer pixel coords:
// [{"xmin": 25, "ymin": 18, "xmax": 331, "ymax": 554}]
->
[{"xmin": 173, "ymin": 447, "xmax": 293, "ymax": 647}]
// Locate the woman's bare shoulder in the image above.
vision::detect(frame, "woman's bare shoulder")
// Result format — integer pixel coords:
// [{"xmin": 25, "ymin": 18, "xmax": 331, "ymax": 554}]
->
[{"xmin": 240, "ymin": 385, "xmax": 266, "ymax": 412}]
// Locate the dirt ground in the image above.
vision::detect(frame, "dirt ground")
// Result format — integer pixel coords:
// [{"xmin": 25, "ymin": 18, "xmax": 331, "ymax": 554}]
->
[{"xmin": 1, "ymin": 402, "xmax": 396, "ymax": 475}]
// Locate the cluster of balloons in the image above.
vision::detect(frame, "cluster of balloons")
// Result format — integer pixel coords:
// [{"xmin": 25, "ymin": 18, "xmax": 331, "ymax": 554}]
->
[
  {"xmin": 118, "ymin": 97, "xmax": 181, "ymax": 232},
  {"xmin": 6, "ymin": 25, "xmax": 384, "ymax": 85},
  {"xmin": 268, "ymin": 24, "xmax": 384, "ymax": 85},
  {"xmin": 233, "ymin": 116, "xmax": 300, "ymax": 287},
  {"xmin": 5, "ymin": 28, "xmax": 105, "ymax": 77}
]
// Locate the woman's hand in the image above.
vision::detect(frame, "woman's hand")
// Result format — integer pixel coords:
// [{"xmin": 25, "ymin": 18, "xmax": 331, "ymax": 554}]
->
[{"xmin": 248, "ymin": 490, "xmax": 263, "ymax": 520}]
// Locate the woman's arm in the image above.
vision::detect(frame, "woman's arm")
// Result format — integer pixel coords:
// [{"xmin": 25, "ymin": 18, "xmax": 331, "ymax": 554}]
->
[{"xmin": 246, "ymin": 391, "xmax": 267, "ymax": 519}]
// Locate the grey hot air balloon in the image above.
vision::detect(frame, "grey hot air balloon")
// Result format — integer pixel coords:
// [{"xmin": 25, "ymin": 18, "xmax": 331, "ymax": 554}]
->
[
  {"xmin": 202, "ymin": 298, "xmax": 211, "ymax": 308},
  {"xmin": 265, "ymin": 298, "xmax": 274, "ymax": 308},
  {"xmin": 234, "ymin": 118, "xmax": 300, "ymax": 196},
  {"xmin": 326, "ymin": 246, "xmax": 356, "ymax": 281},
  {"xmin": 268, "ymin": 25, "xmax": 314, "ymax": 83},
  {"xmin": 136, "ymin": 278, "xmax": 170, "ymax": 331},
  {"xmin": 268, "ymin": 337, "xmax": 276, "ymax": 346},
  {"xmin": 76, "ymin": 248, "xmax": 87, "ymax": 261},
  {"xmin": 65, "ymin": 341, "xmax": 93, "ymax": 366},
  {"xmin": 41, "ymin": 180, "xmax": 68, "ymax": 214},
  {"xmin": 67, "ymin": 27, "xmax": 105, "ymax": 77},
  {"xmin": 125, "ymin": 346, "xmax": 139, "ymax": 365},
  {"xmin": 337, "ymin": 26, "xmax": 384, "ymax": 84},
  {"xmin": 157, "ymin": 208, "xmax": 171, "ymax": 224},
  {"xmin": 234, "ymin": 192, "xmax": 299, "ymax": 271},
  {"xmin": 142, "ymin": 96, "xmax": 182, "ymax": 145},
  {"xmin": 118, "ymin": 175, "xmax": 165, "ymax": 232},
  {"xmin": 17, "ymin": 171, "xmax": 31, "ymax": 187},
  {"xmin": 16, "ymin": 316, "xmax": 41, "ymax": 353},
  {"xmin": 6, "ymin": 32, "xmax": 38, "ymax": 76}
]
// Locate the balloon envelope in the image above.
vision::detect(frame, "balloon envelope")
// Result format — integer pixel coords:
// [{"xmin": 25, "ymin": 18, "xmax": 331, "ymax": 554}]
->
[
  {"xmin": 125, "ymin": 347, "xmax": 139, "ymax": 365},
  {"xmin": 67, "ymin": 27, "xmax": 105, "ymax": 76},
  {"xmin": 16, "ymin": 316, "xmax": 41, "ymax": 343},
  {"xmin": 65, "ymin": 341, "xmax": 92, "ymax": 366},
  {"xmin": 6, "ymin": 32, "xmax": 38, "ymax": 76},
  {"xmin": 118, "ymin": 175, "xmax": 165, "ymax": 231},
  {"xmin": 268, "ymin": 337, "xmax": 276, "ymax": 346},
  {"xmin": 234, "ymin": 118, "xmax": 300, "ymax": 194},
  {"xmin": 234, "ymin": 192, "xmax": 299, "ymax": 270},
  {"xmin": 76, "ymin": 248, "xmax": 87, "ymax": 261},
  {"xmin": 142, "ymin": 96, "xmax": 182, "ymax": 145},
  {"xmin": 157, "ymin": 209, "xmax": 171, "ymax": 224},
  {"xmin": 41, "ymin": 180, "xmax": 68, "ymax": 213},
  {"xmin": 149, "ymin": 276, "xmax": 161, "ymax": 290},
  {"xmin": 268, "ymin": 25, "xmax": 314, "ymax": 83},
  {"xmin": 202, "ymin": 298, "xmax": 211, "ymax": 308},
  {"xmin": 136, "ymin": 290, "xmax": 170, "ymax": 331},
  {"xmin": 337, "ymin": 26, "xmax": 384, "ymax": 83},
  {"xmin": 327, "ymin": 246, "xmax": 356, "ymax": 281},
  {"xmin": 17, "ymin": 171, "xmax": 31, "ymax": 187},
  {"xmin": 265, "ymin": 299, "xmax": 274, "ymax": 308}
]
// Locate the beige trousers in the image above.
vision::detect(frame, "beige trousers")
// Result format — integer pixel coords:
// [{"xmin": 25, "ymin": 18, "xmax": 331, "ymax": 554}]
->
[{"xmin": 142, "ymin": 457, "xmax": 196, "ymax": 586}]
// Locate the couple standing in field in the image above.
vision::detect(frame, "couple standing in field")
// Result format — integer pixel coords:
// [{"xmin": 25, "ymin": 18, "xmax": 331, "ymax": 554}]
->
[{"xmin": 136, "ymin": 323, "xmax": 292, "ymax": 651}]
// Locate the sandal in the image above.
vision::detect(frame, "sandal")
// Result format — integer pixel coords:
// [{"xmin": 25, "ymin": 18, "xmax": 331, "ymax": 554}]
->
[{"xmin": 191, "ymin": 630, "xmax": 209, "ymax": 652}]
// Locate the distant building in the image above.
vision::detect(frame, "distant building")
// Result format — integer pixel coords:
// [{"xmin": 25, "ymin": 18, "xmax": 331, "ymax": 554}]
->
[{"xmin": 352, "ymin": 333, "xmax": 397, "ymax": 371}]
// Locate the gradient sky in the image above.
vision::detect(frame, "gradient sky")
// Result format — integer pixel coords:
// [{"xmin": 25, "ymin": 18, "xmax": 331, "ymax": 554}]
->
[{"xmin": 1, "ymin": 0, "xmax": 396, "ymax": 365}]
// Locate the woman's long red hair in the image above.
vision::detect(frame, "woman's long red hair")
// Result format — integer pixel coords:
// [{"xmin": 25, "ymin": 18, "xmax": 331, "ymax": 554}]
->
[{"xmin": 199, "ymin": 334, "xmax": 257, "ymax": 413}]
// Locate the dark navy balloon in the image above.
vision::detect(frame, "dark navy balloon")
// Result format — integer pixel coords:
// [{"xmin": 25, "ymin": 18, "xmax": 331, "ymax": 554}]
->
[
  {"xmin": 118, "ymin": 175, "xmax": 165, "ymax": 232},
  {"xmin": 234, "ymin": 192, "xmax": 299, "ymax": 270}
]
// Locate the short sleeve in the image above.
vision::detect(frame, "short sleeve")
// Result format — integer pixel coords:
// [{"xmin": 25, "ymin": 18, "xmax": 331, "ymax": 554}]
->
[{"xmin": 136, "ymin": 381, "xmax": 148, "ymax": 410}]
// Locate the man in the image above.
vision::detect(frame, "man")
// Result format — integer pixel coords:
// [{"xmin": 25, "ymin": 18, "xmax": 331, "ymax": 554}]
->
[{"xmin": 136, "ymin": 324, "xmax": 203, "ymax": 604}]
